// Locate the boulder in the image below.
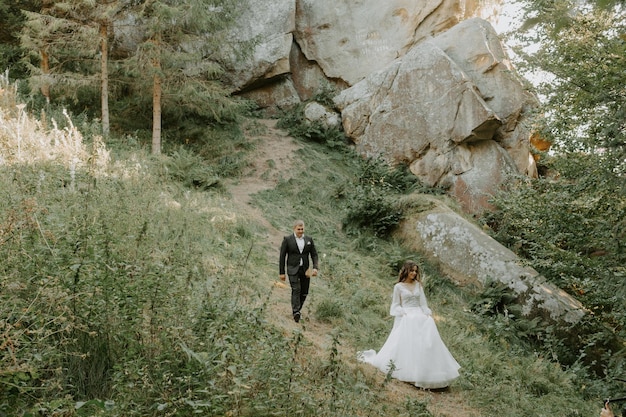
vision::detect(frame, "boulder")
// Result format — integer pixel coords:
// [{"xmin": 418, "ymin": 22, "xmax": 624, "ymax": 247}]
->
[
  {"xmin": 221, "ymin": 0, "xmax": 295, "ymax": 91},
  {"xmin": 334, "ymin": 40, "xmax": 501, "ymax": 160},
  {"xmin": 217, "ymin": 6, "xmax": 541, "ymax": 216},
  {"xmin": 334, "ymin": 35, "xmax": 512, "ymax": 212},
  {"xmin": 414, "ymin": 140, "xmax": 520, "ymax": 213},
  {"xmin": 430, "ymin": 17, "xmax": 539, "ymax": 174},
  {"xmin": 397, "ymin": 195, "xmax": 586, "ymax": 324},
  {"xmin": 289, "ymin": 41, "xmax": 347, "ymax": 102},
  {"xmin": 239, "ymin": 77, "xmax": 301, "ymax": 116},
  {"xmin": 303, "ymin": 102, "xmax": 341, "ymax": 127}
]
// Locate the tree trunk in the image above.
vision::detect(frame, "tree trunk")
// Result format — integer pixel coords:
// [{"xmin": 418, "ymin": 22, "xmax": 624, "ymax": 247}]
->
[
  {"xmin": 100, "ymin": 22, "xmax": 110, "ymax": 137},
  {"xmin": 152, "ymin": 73, "xmax": 162, "ymax": 155},
  {"xmin": 151, "ymin": 40, "xmax": 162, "ymax": 155},
  {"xmin": 40, "ymin": 48, "xmax": 50, "ymax": 103}
]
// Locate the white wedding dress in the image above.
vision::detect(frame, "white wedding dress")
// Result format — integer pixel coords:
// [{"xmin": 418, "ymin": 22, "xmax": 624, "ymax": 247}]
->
[{"xmin": 358, "ymin": 282, "xmax": 460, "ymax": 389}]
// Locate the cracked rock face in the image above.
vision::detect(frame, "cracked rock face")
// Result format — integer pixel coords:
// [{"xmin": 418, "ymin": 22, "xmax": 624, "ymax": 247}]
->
[
  {"xmin": 294, "ymin": 0, "xmax": 465, "ymax": 86},
  {"xmin": 333, "ymin": 19, "xmax": 537, "ymax": 214},
  {"xmin": 217, "ymin": 1, "xmax": 539, "ymax": 214}
]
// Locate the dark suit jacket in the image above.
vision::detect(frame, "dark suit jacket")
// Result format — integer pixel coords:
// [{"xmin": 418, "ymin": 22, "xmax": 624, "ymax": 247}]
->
[{"xmin": 279, "ymin": 234, "xmax": 319, "ymax": 276}]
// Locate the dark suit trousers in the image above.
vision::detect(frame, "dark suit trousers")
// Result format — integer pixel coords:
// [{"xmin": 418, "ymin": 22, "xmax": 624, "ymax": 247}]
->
[{"xmin": 288, "ymin": 266, "xmax": 310, "ymax": 314}]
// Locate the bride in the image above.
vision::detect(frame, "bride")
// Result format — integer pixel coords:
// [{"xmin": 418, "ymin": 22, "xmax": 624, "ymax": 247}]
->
[{"xmin": 358, "ymin": 260, "xmax": 460, "ymax": 389}]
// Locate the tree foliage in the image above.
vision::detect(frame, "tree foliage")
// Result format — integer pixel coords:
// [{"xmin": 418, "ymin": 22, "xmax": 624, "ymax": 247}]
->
[
  {"xmin": 22, "ymin": 0, "xmax": 133, "ymax": 135},
  {"xmin": 511, "ymin": 0, "xmax": 626, "ymax": 170},
  {"xmin": 0, "ymin": 0, "xmax": 39, "ymax": 79},
  {"xmin": 124, "ymin": 0, "xmax": 248, "ymax": 153},
  {"xmin": 481, "ymin": 152, "xmax": 625, "ymax": 369},
  {"xmin": 17, "ymin": 0, "xmax": 248, "ymax": 149},
  {"xmin": 479, "ymin": 0, "xmax": 626, "ymax": 377}
]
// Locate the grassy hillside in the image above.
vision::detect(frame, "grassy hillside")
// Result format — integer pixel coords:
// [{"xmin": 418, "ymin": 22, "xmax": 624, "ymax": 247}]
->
[{"xmin": 0, "ymin": 79, "xmax": 604, "ymax": 416}]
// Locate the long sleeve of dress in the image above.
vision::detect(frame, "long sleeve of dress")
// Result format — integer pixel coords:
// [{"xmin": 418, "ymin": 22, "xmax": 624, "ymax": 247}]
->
[{"xmin": 390, "ymin": 284, "xmax": 405, "ymax": 317}]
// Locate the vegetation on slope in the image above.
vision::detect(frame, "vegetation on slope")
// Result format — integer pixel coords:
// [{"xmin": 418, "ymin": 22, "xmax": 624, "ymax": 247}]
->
[
  {"xmin": 0, "ymin": 75, "xmax": 610, "ymax": 417},
  {"xmin": 1, "ymin": 0, "xmax": 623, "ymax": 413}
]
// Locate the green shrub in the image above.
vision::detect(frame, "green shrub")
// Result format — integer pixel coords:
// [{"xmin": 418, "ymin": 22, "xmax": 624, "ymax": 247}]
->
[
  {"xmin": 315, "ymin": 299, "xmax": 345, "ymax": 323},
  {"xmin": 342, "ymin": 158, "xmax": 417, "ymax": 238},
  {"xmin": 479, "ymin": 152, "xmax": 626, "ymax": 374},
  {"xmin": 161, "ymin": 147, "xmax": 221, "ymax": 189},
  {"xmin": 276, "ymin": 102, "xmax": 348, "ymax": 149},
  {"xmin": 311, "ymin": 82, "xmax": 339, "ymax": 108}
]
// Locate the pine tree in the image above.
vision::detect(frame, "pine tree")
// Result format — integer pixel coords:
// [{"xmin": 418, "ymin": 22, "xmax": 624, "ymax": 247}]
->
[
  {"xmin": 133, "ymin": 0, "xmax": 244, "ymax": 154},
  {"xmin": 20, "ymin": 0, "xmax": 246, "ymax": 150},
  {"xmin": 21, "ymin": 0, "xmax": 132, "ymax": 136},
  {"xmin": 0, "ymin": 0, "xmax": 39, "ymax": 79}
]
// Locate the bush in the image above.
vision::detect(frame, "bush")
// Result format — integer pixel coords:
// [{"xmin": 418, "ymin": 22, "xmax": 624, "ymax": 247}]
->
[
  {"xmin": 479, "ymin": 152, "xmax": 626, "ymax": 374},
  {"xmin": 161, "ymin": 147, "xmax": 221, "ymax": 190},
  {"xmin": 276, "ymin": 100, "xmax": 348, "ymax": 149},
  {"xmin": 315, "ymin": 299, "xmax": 345, "ymax": 323},
  {"xmin": 341, "ymin": 158, "xmax": 417, "ymax": 238}
]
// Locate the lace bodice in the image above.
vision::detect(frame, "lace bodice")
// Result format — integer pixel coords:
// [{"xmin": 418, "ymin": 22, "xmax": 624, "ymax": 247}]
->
[{"xmin": 390, "ymin": 282, "xmax": 431, "ymax": 316}]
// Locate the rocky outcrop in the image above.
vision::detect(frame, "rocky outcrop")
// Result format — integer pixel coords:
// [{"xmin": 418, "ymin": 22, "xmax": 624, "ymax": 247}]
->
[
  {"xmin": 226, "ymin": 0, "xmax": 483, "ymax": 100},
  {"xmin": 430, "ymin": 18, "xmax": 539, "ymax": 175},
  {"xmin": 334, "ymin": 19, "xmax": 535, "ymax": 213},
  {"xmin": 220, "ymin": 1, "xmax": 295, "ymax": 92},
  {"xmin": 219, "ymin": 2, "xmax": 537, "ymax": 215},
  {"xmin": 294, "ymin": 0, "xmax": 469, "ymax": 86},
  {"xmin": 333, "ymin": 40, "xmax": 502, "ymax": 161},
  {"xmin": 396, "ymin": 195, "xmax": 586, "ymax": 324}
]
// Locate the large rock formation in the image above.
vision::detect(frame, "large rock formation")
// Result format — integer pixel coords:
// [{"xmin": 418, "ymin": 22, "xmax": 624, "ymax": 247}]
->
[
  {"xmin": 430, "ymin": 18, "xmax": 539, "ymax": 177},
  {"xmin": 220, "ymin": 1, "xmax": 295, "ymax": 92},
  {"xmin": 221, "ymin": 1, "xmax": 537, "ymax": 215},
  {"xmin": 294, "ymin": 0, "xmax": 471, "ymax": 86},
  {"xmin": 333, "ymin": 18, "xmax": 537, "ymax": 214},
  {"xmin": 225, "ymin": 0, "xmax": 482, "ymax": 100}
]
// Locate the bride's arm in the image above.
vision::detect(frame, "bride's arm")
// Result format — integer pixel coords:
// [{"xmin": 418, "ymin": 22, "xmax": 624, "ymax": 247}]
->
[{"xmin": 389, "ymin": 284, "xmax": 405, "ymax": 317}]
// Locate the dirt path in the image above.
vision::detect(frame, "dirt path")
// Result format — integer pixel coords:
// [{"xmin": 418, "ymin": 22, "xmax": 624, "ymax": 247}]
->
[
  {"xmin": 229, "ymin": 119, "xmax": 297, "ymax": 251},
  {"xmin": 229, "ymin": 119, "xmax": 478, "ymax": 417}
]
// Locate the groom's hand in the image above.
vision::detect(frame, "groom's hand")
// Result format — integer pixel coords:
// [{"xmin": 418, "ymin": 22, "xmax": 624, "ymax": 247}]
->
[
  {"xmin": 279, "ymin": 274, "xmax": 286, "ymax": 281},
  {"xmin": 601, "ymin": 403, "xmax": 614, "ymax": 417}
]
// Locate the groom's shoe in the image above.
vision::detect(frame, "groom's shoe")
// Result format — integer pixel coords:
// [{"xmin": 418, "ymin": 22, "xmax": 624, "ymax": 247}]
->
[{"xmin": 293, "ymin": 311, "xmax": 301, "ymax": 323}]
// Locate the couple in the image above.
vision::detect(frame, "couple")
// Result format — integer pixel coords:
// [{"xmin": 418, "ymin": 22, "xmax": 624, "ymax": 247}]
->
[{"xmin": 278, "ymin": 222, "xmax": 459, "ymax": 389}]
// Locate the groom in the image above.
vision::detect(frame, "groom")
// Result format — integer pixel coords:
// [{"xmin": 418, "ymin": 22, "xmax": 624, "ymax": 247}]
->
[{"xmin": 279, "ymin": 220, "xmax": 319, "ymax": 323}]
